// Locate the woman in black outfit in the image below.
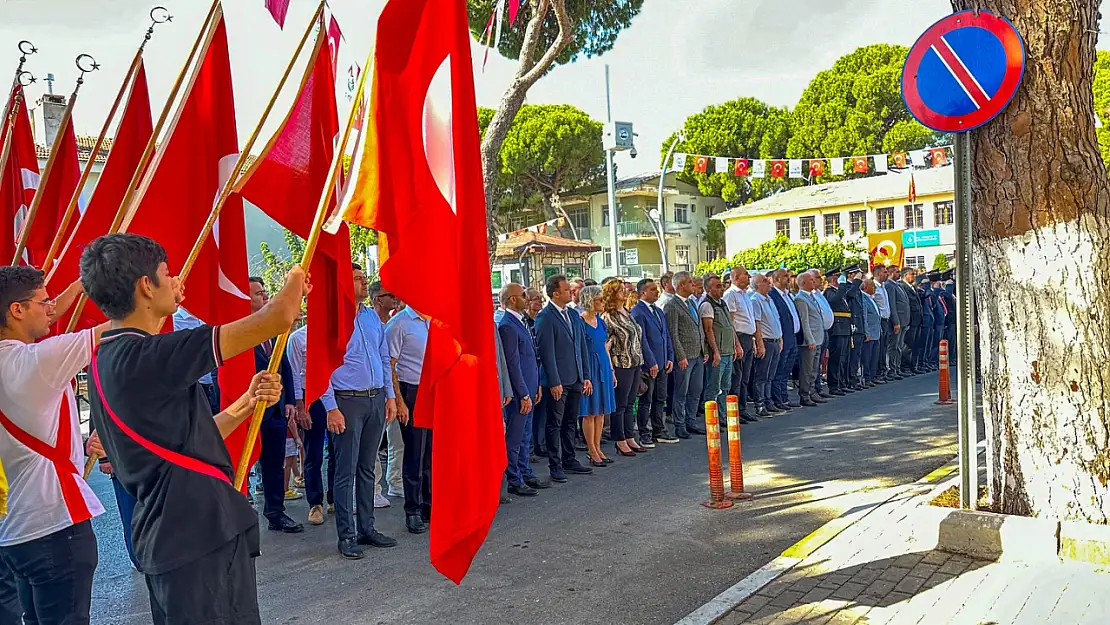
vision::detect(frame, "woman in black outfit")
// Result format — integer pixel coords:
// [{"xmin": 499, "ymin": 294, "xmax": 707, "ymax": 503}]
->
[{"xmin": 600, "ymin": 280, "xmax": 646, "ymax": 457}]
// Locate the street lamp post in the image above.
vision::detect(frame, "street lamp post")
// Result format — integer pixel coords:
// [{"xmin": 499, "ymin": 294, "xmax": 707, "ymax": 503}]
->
[{"xmin": 656, "ymin": 133, "xmax": 683, "ymax": 274}]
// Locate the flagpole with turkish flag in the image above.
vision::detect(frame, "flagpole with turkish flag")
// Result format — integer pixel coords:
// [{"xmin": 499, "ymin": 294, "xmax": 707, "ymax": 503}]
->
[
  {"xmin": 10, "ymin": 54, "xmax": 97, "ymax": 267},
  {"xmin": 0, "ymin": 82, "xmax": 38, "ymax": 266},
  {"xmin": 234, "ymin": 11, "xmax": 355, "ymax": 408},
  {"xmin": 42, "ymin": 7, "xmax": 171, "ymax": 276},
  {"xmin": 62, "ymin": 0, "xmax": 223, "ymax": 333},
  {"xmin": 337, "ymin": 0, "xmax": 505, "ymax": 583}
]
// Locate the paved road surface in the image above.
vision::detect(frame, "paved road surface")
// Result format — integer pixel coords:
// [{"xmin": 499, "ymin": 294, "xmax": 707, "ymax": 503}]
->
[{"xmin": 87, "ymin": 373, "xmax": 956, "ymax": 625}]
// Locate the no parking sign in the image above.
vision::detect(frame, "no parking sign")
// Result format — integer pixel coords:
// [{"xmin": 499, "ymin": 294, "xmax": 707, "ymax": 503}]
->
[{"xmin": 901, "ymin": 10, "xmax": 1026, "ymax": 133}]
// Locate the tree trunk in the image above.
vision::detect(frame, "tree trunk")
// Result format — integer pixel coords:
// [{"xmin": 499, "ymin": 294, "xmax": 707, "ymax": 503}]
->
[
  {"xmin": 480, "ymin": 0, "xmax": 573, "ymax": 239},
  {"xmin": 953, "ymin": 0, "xmax": 1110, "ymax": 522}
]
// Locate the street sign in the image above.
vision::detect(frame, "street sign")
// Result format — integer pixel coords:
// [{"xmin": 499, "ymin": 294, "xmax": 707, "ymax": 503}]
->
[
  {"xmin": 901, "ymin": 10, "xmax": 1025, "ymax": 133},
  {"xmin": 903, "ymin": 229, "xmax": 942, "ymax": 248}
]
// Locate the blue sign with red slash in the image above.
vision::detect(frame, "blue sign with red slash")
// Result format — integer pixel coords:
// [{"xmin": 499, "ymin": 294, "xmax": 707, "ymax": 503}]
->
[{"xmin": 902, "ymin": 10, "xmax": 1026, "ymax": 133}]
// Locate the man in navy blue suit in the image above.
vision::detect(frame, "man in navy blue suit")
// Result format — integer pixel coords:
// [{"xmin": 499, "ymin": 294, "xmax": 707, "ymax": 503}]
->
[
  {"xmin": 247, "ymin": 277, "xmax": 303, "ymax": 534},
  {"xmin": 632, "ymin": 278, "xmax": 678, "ymax": 446},
  {"xmin": 769, "ymin": 270, "xmax": 802, "ymax": 411},
  {"xmin": 497, "ymin": 283, "xmax": 543, "ymax": 497},
  {"xmin": 534, "ymin": 275, "xmax": 594, "ymax": 482}
]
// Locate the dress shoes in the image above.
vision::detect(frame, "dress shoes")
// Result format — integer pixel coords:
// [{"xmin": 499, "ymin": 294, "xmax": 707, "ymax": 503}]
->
[
  {"xmin": 268, "ymin": 514, "xmax": 304, "ymax": 534},
  {"xmin": 757, "ymin": 407, "xmax": 771, "ymax": 418},
  {"xmin": 656, "ymin": 433, "xmax": 680, "ymax": 444},
  {"xmin": 357, "ymin": 530, "xmax": 397, "ymax": 548},
  {"xmin": 812, "ymin": 396, "xmax": 829, "ymax": 404},
  {"xmin": 338, "ymin": 538, "xmax": 364, "ymax": 560},
  {"xmin": 307, "ymin": 505, "xmax": 325, "ymax": 526},
  {"xmin": 774, "ymin": 404, "xmax": 792, "ymax": 413},
  {"xmin": 564, "ymin": 463, "xmax": 593, "ymax": 474},
  {"xmin": 688, "ymin": 425, "xmax": 707, "ymax": 435},
  {"xmin": 525, "ymin": 476, "xmax": 552, "ymax": 489},
  {"xmin": 676, "ymin": 430, "xmax": 691, "ymax": 439},
  {"xmin": 801, "ymin": 398, "xmax": 818, "ymax": 407},
  {"xmin": 819, "ymin": 392, "xmax": 832, "ymax": 399},
  {"xmin": 507, "ymin": 483, "xmax": 538, "ymax": 497},
  {"xmin": 406, "ymin": 514, "xmax": 429, "ymax": 534},
  {"xmin": 830, "ymin": 390, "xmax": 846, "ymax": 396},
  {"xmin": 549, "ymin": 469, "xmax": 568, "ymax": 483},
  {"xmin": 787, "ymin": 401, "xmax": 801, "ymax": 408}
]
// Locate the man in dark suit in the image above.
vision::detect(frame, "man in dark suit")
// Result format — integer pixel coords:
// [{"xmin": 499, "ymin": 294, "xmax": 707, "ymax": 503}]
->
[
  {"xmin": 900, "ymin": 268, "xmax": 923, "ymax": 374},
  {"xmin": 534, "ymin": 275, "xmax": 594, "ymax": 482},
  {"xmin": 824, "ymin": 268, "xmax": 853, "ymax": 396},
  {"xmin": 498, "ymin": 283, "xmax": 542, "ymax": 496},
  {"xmin": 632, "ymin": 278, "xmax": 677, "ymax": 446},
  {"xmin": 769, "ymin": 269, "xmax": 801, "ymax": 410},
  {"xmin": 844, "ymin": 266, "xmax": 866, "ymax": 391},
  {"xmin": 247, "ymin": 277, "xmax": 303, "ymax": 534}
]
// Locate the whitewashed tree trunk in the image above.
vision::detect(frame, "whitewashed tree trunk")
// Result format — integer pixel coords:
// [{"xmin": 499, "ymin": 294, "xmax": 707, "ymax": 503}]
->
[{"xmin": 953, "ymin": 0, "xmax": 1110, "ymax": 521}]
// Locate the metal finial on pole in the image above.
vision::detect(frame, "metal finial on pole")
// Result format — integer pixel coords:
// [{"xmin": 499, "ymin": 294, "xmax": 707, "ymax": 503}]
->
[{"xmin": 73, "ymin": 54, "xmax": 99, "ymax": 91}]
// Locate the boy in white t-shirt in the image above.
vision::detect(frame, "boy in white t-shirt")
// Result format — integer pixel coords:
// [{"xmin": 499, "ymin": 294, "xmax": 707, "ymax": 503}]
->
[{"xmin": 0, "ymin": 266, "xmax": 107, "ymax": 625}]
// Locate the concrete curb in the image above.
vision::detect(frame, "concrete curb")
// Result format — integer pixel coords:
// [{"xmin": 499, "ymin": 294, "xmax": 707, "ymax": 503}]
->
[
  {"xmin": 931, "ymin": 511, "xmax": 1110, "ymax": 566},
  {"xmin": 673, "ymin": 457, "xmax": 961, "ymax": 625}
]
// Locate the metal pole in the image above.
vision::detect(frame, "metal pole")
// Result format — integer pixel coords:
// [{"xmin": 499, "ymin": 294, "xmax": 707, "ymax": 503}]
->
[
  {"xmin": 657, "ymin": 135, "xmax": 682, "ymax": 274},
  {"xmin": 605, "ymin": 65, "xmax": 619, "ymax": 277},
  {"xmin": 954, "ymin": 131, "xmax": 978, "ymax": 510}
]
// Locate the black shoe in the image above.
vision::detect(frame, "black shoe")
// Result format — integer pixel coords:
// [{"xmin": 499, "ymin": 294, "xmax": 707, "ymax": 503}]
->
[
  {"xmin": 357, "ymin": 530, "xmax": 397, "ymax": 548},
  {"xmin": 830, "ymin": 390, "xmax": 846, "ymax": 396},
  {"xmin": 765, "ymin": 405, "xmax": 783, "ymax": 413},
  {"xmin": 812, "ymin": 396, "xmax": 829, "ymax": 404},
  {"xmin": 639, "ymin": 438, "xmax": 657, "ymax": 449},
  {"xmin": 742, "ymin": 414, "xmax": 759, "ymax": 423},
  {"xmin": 656, "ymin": 434, "xmax": 680, "ymax": 444},
  {"xmin": 774, "ymin": 404, "xmax": 792, "ymax": 412},
  {"xmin": 564, "ymin": 463, "xmax": 594, "ymax": 474},
  {"xmin": 406, "ymin": 514, "xmax": 428, "ymax": 534},
  {"xmin": 819, "ymin": 392, "xmax": 832, "ymax": 398},
  {"xmin": 787, "ymin": 401, "xmax": 801, "ymax": 408},
  {"xmin": 508, "ymin": 483, "xmax": 538, "ymax": 497},
  {"xmin": 525, "ymin": 477, "xmax": 552, "ymax": 489},
  {"xmin": 268, "ymin": 514, "xmax": 305, "ymax": 534},
  {"xmin": 801, "ymin": 399, "xmax": 818, "ymax": 407},
  {"xmin": 550, "ymin": 469, "xmax": 568, "ymax": 483},
  {"xmin": 535, "ymin": 448, "xmax": 549, "ymax": 457},
  {"xmin": 688, "ymin": 426, "xmax": 707, "ymax": 435},
  {"xmin": 589, "ymin": 458, "xmax": 607, "ymax": 468},
  {"xmin": 757, "ymin": 407, "xmax": 771, "ymax": 417},
  {"xmin": 676, "ymin": 430, "xmax": 691, "ymax": 439},
  {"xmin": 842, "ymin": 387, "xmax": 856, "ymax": 393},
  {"xmin": 338, "ymin": 538, "xmax": 364, "ymax": 559}
]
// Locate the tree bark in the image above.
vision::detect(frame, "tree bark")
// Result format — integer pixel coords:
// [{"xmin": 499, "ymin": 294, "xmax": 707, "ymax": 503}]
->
[
  {"xmin": 480, "ymin": 0, "xmax": 573, "ymax": 239},
  {"xmin": 952, "ymin": 0, "xmax": 1110, "ymax": 522}
]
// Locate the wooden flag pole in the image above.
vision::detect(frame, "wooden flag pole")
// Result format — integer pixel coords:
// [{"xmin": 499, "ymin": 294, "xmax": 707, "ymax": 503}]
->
[
  {"xmin": 232, "ymin": 40, "xmax": 373, "ymax": 492},
  {"xmin": 0, "ymin": 41, "xmax": 37, "ymax": 218},
  {"xmin": 64, "ymin": 0, "xmax": 221, "ymax": 333},
  {"xmin": 43, "ymin": 8, "xmax": 172, "ymax": 276},
  {"xmin": 168, "ymin": 0, "xmax": 325, "ymax": 293},
  {"xmin": 11, "ymin": 54, "xmax": 99, "ymax": 266}
]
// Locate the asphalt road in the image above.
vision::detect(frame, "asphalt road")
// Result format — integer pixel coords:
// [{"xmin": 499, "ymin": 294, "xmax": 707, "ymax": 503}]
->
[{"xmin": 86, "ymin": 372, "xmax": 957, "ymax": 625}]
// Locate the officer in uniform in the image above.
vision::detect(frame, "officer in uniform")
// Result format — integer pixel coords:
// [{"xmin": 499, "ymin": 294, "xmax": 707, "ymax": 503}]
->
[
  {"xmin": 823, "ymin": 267, "xmax": 853, "ymax": 396},
  {"xmin": 844, "ymin": 265, "xmax": 866, "ymax": 391},
  {"xmin": 941, "ymin": 270, "xmax": 957, "ymax": 363}
]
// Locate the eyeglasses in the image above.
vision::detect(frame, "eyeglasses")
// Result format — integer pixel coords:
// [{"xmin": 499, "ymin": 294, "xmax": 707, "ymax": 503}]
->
[{"xmin": 19, "ymin": 297, "xmax": 57, "ymax": 308}]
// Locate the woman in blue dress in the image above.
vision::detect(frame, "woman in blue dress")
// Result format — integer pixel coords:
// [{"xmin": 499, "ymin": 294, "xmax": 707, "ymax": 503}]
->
[{"xmin": 578, "ymin": 285, "xmax": 616, "ymax": 467}]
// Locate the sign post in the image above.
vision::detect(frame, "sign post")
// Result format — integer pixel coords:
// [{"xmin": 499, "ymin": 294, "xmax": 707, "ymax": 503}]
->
[{"xmin": 902, "ymin": 9, "xmax": 1026, "ymax": 510}]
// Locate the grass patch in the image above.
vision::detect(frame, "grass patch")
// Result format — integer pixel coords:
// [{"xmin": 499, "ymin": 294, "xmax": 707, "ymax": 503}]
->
[{"xmin": 930, "ymin": 485, "xmax": 999, "ymax": 512}]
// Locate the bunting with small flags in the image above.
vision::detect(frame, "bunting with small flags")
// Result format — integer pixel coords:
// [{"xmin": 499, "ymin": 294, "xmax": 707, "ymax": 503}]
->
[{"xmin": 666, "ymin": 145, "xmax": 954, "ymax": 183}]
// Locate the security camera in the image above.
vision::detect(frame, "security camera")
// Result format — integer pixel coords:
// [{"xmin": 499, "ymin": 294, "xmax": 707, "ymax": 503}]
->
[{"xmin": 630, "ymin": 146, "xmax": 638, "ymax": 159}]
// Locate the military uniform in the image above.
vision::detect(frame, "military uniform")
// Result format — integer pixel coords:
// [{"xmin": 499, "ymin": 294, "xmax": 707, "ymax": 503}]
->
[{"xmin": 845, "ymin": 269, "xmax": 866, "ymax": 390}]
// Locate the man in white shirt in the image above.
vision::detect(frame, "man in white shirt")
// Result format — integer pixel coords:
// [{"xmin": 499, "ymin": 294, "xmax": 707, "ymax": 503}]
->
[
  {"xmin": 870, "ymin": 266, "xmax": 892, "ymax": 381},
  {"xmin": 724, "ymin": 267, "xmax": 757, "ymax": 422},
  {"xmin": 287, "ymin": 324, "xmax": 337, "ymax": 526},
  {"xmin": 0, "ymin": 266, "xmax": 106, "ymax": 625}
]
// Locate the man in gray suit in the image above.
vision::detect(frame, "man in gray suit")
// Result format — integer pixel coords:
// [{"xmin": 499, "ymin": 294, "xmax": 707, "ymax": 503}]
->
[
  {"xmin": 882, "ymin": 266, "xmax": 910, "ymax": 380},
  {"xmin": 664, "ymin": 271, "xmax": 708, "ymax": 438},
  {"xmin": 792, "ymin": 271, "xmax": 824, "ymax": 407}
]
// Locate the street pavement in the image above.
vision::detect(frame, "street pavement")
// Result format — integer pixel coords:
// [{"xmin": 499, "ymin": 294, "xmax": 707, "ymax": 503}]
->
[{"xmin": 86, "ymin": 373, "xmax": 957, "ymax": 625}]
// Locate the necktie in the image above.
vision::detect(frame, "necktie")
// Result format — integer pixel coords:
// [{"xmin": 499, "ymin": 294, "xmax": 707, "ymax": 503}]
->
[
  {"xmin": 562, "ymin": 309, "xmax": 573, "ymax": 338},
  {"xmin": 263, "ymin": 338, "xmax": 273, "ymax": 358},
  {"xmin": 688, "ymin": 299, "xmax": 698, "ymax": 321}
]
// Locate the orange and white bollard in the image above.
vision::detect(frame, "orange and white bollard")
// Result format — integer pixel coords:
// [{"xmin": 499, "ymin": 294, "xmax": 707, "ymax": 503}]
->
[
  {"xmin": 724, "ymin": 395, "xmax": 754, "ymax": 501},
  {"xmin": 702, "ymin": 401, "xmax": 734, "ymax": 509},
  {"xmin": 936, "ymin": 340, "xmax": 953, "ymax": 405}
]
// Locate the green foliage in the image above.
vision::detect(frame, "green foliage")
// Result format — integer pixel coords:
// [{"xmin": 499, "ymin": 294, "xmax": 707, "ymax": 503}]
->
[
  {"xmin": 478, "ymin": 106, "xmax": 496, "ymax": 138},
  {"xmin": 695, "ymin": 234, "xmax": 868, "ymax": 276},
  {"xmin": 787, "ymin": 44, "xmax": 933, "ymax": 160},
  {"xmin": 663, "ymin": 98, "xmax": 794, "ymax": 203},
  {"xmin": 932, "ymin": 253, "xmax": 950, "ymax": 271},
  {"xmin": 348, "ymin": 225, "xmax": 377, "ymax": 261},
  {"xmin": 257, "ymin": 226, "xmax": 377, "ymax": 297},
  {"xmin": 466, "ymin": 0, "xmax": 644, "ymax": 69},
  {"xmin": 1094, "ymin": 51, "xmax": 1110, "ymax": 170}
]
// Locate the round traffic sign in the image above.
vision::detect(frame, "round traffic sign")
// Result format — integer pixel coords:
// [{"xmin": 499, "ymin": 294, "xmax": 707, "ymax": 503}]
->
[{"xmin": 902, "ymin": 10, "xmax": 1025, "ymax": 133}]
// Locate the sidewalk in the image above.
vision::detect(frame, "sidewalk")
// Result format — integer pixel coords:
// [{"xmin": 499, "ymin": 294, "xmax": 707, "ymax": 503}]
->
[{"xmin": 679, "ymin": 462, "xmax": 1110, "ymax": 625}]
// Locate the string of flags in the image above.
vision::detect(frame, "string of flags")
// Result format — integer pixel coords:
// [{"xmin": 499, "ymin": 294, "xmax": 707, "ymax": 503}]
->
[
  {"xmin": 671, "ymin": 146, "xmax": 952, "ymax": 179},
  {"xmin": 497, "ymin": 216, "xmax": 566, "ymax": 241}
]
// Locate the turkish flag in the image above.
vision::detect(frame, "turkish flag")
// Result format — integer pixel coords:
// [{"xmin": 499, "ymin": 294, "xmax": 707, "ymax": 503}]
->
[
  {"xmin": 47, "ymin": 61, "xmax": 153, "ymax": 331},
  {"xmin": 121, "ymin": 12, "xmax": 256, "ymax": 483},
  {"xmin": 265, "ymin": 0, "xmax": 291, "ymax": 28},
  {"xmin": 236, "ymin": 27, "xmax": 355, "ymax": 406},
  {"xmin": 892, "ymin": 152, "xmax": 907, "ymax": 169},
  {"xmin": 19, "ymin": 112, "xmax": 81, "ymax": 269},
  {"xmin": 0, "ymin": 85, "xmax": 40, "ymax": 265},
  {"xmin": 339, "ymin": 0, "xmax": 504, "ymax": 584},
  {"xmin": 733, "ymin": 158, "xmax": 749, "ymax": 177},
  {"xmin": 930, "ymin": 147, "xmax": 949, "ymax": 166},
  {"xmin": 853, "ymin": 156, "xmax": 869, "ymax": 174},
  {"xmin": 770, "ymin": 160, "xmax": 786, "ymax": 178},
  {"xmin": 809, "ymin": 160, "xmax": 824, "ymax": 178},
  {"xmin": 693, "ymin": 155, "xmax": 709, "ymax": 173}
]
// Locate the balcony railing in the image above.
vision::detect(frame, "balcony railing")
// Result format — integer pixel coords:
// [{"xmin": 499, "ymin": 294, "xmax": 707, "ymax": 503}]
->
[{"xmin": 616, "ymin": 263, "xmax": 691, "ymax": 279}]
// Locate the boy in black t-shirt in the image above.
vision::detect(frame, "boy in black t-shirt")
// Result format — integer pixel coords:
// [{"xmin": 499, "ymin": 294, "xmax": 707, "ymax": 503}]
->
[{"xmin": 79, "ymin": 234, "xmax": 308, "ymax": 624}]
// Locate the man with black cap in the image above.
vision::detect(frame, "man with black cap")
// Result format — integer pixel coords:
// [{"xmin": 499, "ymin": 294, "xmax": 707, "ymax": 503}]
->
[
  {"xmin": 929, "ymin": 272, "xmax": 947, "ymax": 369},
  {"xmin": 914, "ymin": 274, "xmax": 935, "ymax": 373},
  {"xmin": 843, "ymin": 265, "xmax": 866, "ymax": 391},
  {"xmin": 899, "ymin": 267, "xmax": 923, "ymax": 375},
  {"xmin": 823, "ymin": 267, "xmax": 852, "ymax": 396},
  {"xmin": 941, "ymin": 270, "xmax": 957, "ymax": 363}
]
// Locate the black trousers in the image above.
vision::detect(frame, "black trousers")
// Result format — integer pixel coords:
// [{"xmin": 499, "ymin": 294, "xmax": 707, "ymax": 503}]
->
[
  {"xmin": 259, "ymin": 417, "xmax": 289, "ymax": 523},
  {"xmin": 610, "ymin": 367, "xmax": 640, "ymax": 441},
  {"xmin": 0, "ymin": 521, "xmax": 97, "ymax": 625},
  {"xmin": 730, "ymin": 333, "xmax": 755, "ymax": 414},
  {"xmin": 901, "ymin": 325, "xmax": 919, "ymax": 371},
  {"xmin": 0, "ymin": 559, "xmax": 19, "ymax": 625},
  {"xmin": 637, "ymin": 369, "xmax": 668, "ymax": 439},
  {"xmin": 826, "ymin": 334, "xmax": 850, "ymax": 391},
  {"xmin": 145, "ymin": 527, "xmax": 260, "ymax": 625},
  {"xmin": 848, "ymin": 334, "xmax": 865, "ymax": 386},
  {"xmin": 399, "ymin": 382, "xmax": 432, "ymax": 519},
  {"xmin": 543, "ymin": 381, "xmax": 583, "ymax": 471},
  {"xmin": 303, "ymin": 400, "xmax": 335, "ymax": 507}
]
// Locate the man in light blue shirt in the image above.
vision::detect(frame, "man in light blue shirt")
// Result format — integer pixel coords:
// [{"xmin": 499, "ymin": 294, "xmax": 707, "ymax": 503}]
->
[
  {"xmin": 749, "ymin": 275, "xmax": 782, "ymax": 417},
  {"xmin": 385, "ymin": 304, "xmax": 431, "ymax": 535},
  {"xmin": 324, "ymin": 264, "xmax": 398, "ymax": 559},
  {"xmin": 172, "ymin": 307, "xmax": 219, "ymax": 414}
]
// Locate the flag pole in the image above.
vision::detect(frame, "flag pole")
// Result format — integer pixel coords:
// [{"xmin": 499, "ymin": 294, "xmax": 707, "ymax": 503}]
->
[
  {"xmin": 168, "ymin": 0, "xmax": 325, "ymax": 292},
  {"xmin": 0, "ymin": 41, "xmax": 37, "ymax": 212},
  {"xmin": 11, "ymin": 54, "xmax": 99, "ymax": 266},
  {"xmin": 64, "ymin": 0, "xmax": 221, "ymax": 333},
  {"xmin": 233, "ymin": 38, "xmax": 373, "ymax": 492},
  {"xmin": 42, "ymin": 8, "xmax": 172, "ymax": 275}
]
